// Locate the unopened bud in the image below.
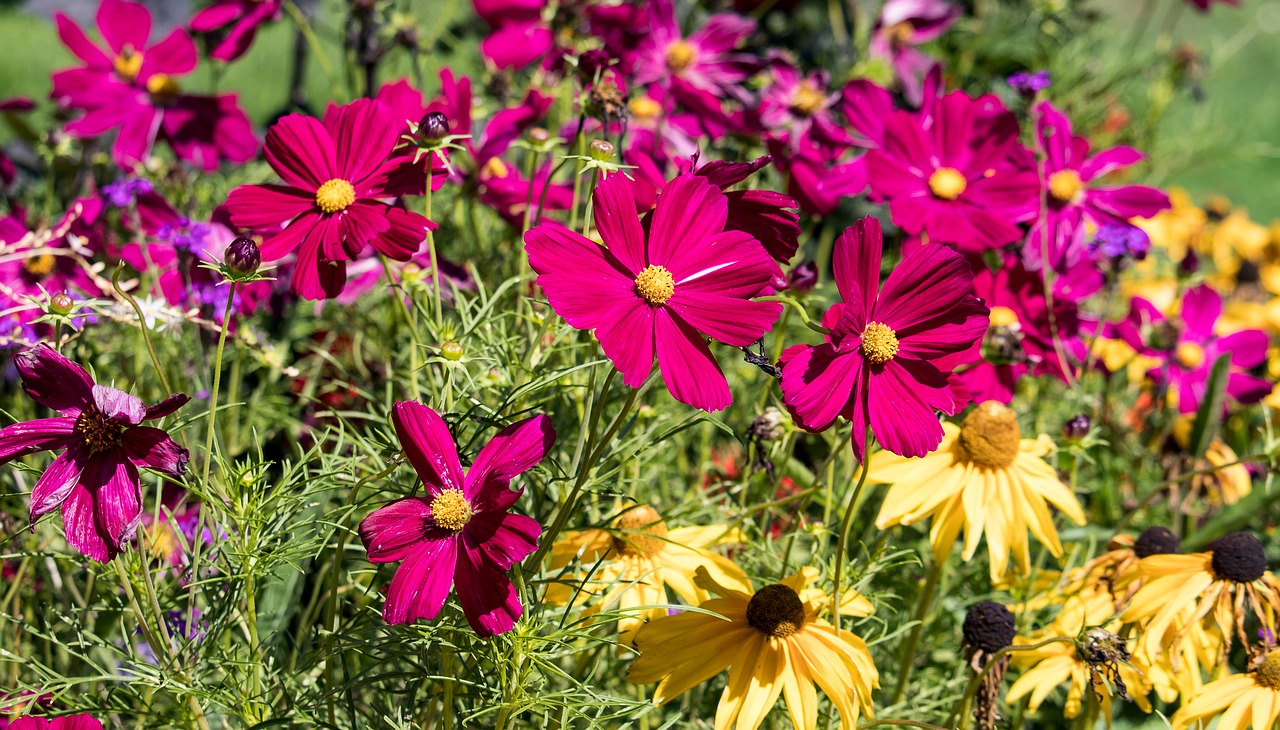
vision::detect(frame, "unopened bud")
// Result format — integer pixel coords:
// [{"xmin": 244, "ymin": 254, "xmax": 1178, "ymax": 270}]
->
[
  {"xmin": 786, "ymin": 261, "xmax": 818, "ymax": 295},
  {"xmin": 417, "ymin": 112, "xmax": 449, "ymax": 143},
  {"xmin": 440, "ymin": 341, "xmax": 464, "ymax": 361},
  {"xmin": 1062, "ymin": 414, "xmax": 1090, "ymax": 441},
  {"xmin": 589, "ymin": 139, "xmax": 615, "ymax": 162},
  {"xmin": 527, "ymin": 127, "xmax": 551, "ymax": 145},
  {"xmin": 50, "ymin": 292, "xmax": 74, "ymax": 315},
  {"xmin": 224, "ymin": 236, "xmax": 261, "ymax": 276}
]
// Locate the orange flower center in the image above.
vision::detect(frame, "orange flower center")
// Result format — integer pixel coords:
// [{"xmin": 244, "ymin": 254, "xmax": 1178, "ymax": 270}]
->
[
  {"xmin": 23, "ymin": 253, "xmax": 56, "ymax": 279},
  {"xmin": 746, "ymin": 584, "xmax": 806, "ymax": 638},
  {"xmin": 145, "ymin": 73, "xmax": 181, "ymax": 104},
  {"xmin": 1048, "ymin": 169, "xmax": 1085, "ymax": 204},
  {"xmin": 887, "ymin": 20, "xmax": 915, "ymax": 47},
  {"xmin": 928, "ymin": 167, "xmax": 968, "ymax": 200},
  {"xmin": 635, "ymin": 265, "xmax": 675, "ymax": 306},
  {"xmin": 315, "ymin": 179, "xmax": 356, "ymax": 214},
  {"xmin": 430, "ymin": 489, "xmax": 473, "ymax": 532},
  {"xmin": 665, "ymin": 41, "xmax": 697, "ymax": 74},
  {"xmin": 860, "ymin": 322, "xmax": 899, "ymax": 364},
  {"xmin": 958, "ymin": 401, "xmax": 1022, "ymax": 469},
  {"xmin": 114, "ymin": 46, "xmax": 143, "ymax": 81},
  {"xmin": 610, "ymin": 504, "xmax": 669, "ymax": 557},
  {"xmin": 629, "ymin": 96, "xmax": 662, "ymax": 122},
  {"xmin": 789, "ymin": 81, "xmax": 826, "ymax": 117},
  {"xmin": 988, "ymin": 306, "xmax": 1019, "ymax": 328}
]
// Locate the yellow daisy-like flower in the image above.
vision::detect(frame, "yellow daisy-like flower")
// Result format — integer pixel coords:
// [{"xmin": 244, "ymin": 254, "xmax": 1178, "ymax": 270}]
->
[
  {"xmin": 627, "ymin": 567, "xmax": 877, "ymax": 730},
  {"xmin": 1171, "ymin": 649, "xmax": 1280, "ymax": 730},
  {"xmin": 545, "ymin": 504, "xmax": 749, "ymax": 645},
  {"xmin": 1020, "ymin": 527, "xmax": 1180, "ymax": 612},
  {"xmin": 870, "ymin": 401, "xmax": 1087, "ymax": 582},
  {"xmin": 1166, "ymin": 419, "xmax": 1251, "ymax": 508},
  {"xmin": 1006, "ymin": 588, "xmax": 1152, "ymax": 718},
  {"xmin": 1121, "ymin": 532, "xmax": 1280, "ymax": 659}
]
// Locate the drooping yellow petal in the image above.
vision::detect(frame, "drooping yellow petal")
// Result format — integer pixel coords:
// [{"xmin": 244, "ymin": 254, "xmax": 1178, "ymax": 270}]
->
[
  {"xmin": 668, "ymin": 525, "xmax": 746, "ymax": 549},
  {"xmin": 789, "ymin": 630, "xmax": 860, "ymax": 726},
  {"xmin": 549, "ymin": 528, "xmax": 613, "ymax": 570},
  {"xmin": 645, "ymin": 626, "xmax": 758, "ymax": 704},
  {"xmin": 1170, "ymin": 675, "xmax": 1255, "ymax": 730},
  {"xmin": 1014, "ymin": 455, "xmax": 1086, "ymax": 525},
  {"xmin": 1006, "ymin": 654, "xmax": 1078, "ymax": 711},
  {"xmin": 1253, "ymin": 686, "xmax": 1277, "ymax": 730},
  {"xmin": 713, "ymin": 635, "xmax": 767, "ymax": 730},
  {"xmin": 873, "ymin": 454, "xmax": 964, "ymax": 527},
  {"xmin": 730, "ymin": 639, "xmax": 786, "ymax": 730},
  {"xmin": 927, "ymin": 495, "xmax": 964, "ymax": 564},
  {"xmin": 960, "ymin": 465, "xmax": 990, "ymax": 560},
  {"xmin": 779, "ymin": 640, "xmax": 818, "ymax": 730},
  {"xmin": 656, "ymin": 544, "xmax": 752, "ymax": 604}
]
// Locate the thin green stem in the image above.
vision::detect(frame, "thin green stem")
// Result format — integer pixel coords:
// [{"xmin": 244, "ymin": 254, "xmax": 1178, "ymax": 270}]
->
[
  {"xmin": 426, "ymin": 162, "xmax": 443, "ymax": 332},
  {"xmin": 112, "ymin": 264, "xmax": 172, "ymax": 394},
  {"xmin": 381, "ymin": 255, "xmax": 423, "ymax": 398},
  {"xmin": 889, "ymin": 559, "xmax": 945, "ymax": 705},
  {"xmin": 833, "ymin": 430, "xmax": 870, "ymax": 634},
  {"xmin": 754, "ymin": 295, "xmax": 829, "ymax": 335},
  {"xmin": 281, "ymin": 0, "xmax": 343, "ymax": 99}
]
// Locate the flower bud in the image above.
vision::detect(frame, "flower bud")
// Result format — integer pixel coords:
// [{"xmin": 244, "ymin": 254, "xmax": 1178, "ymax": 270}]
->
[
  {"xmin": 49, "ymin": 292, "xmax": 74, "ymax": 315},
  {"xmin": 1062, "ymin": 414, "xmax": 1090, "ymax": 441},
  {"xmin": 417, "ymin": 111, "xmax": 449, "ymax": 143},
  {"xmin": 224, "ymin": 236, "xmax": 261, "ymax": 276},
  {"xmin": 440, "ymin": 341, "xmax": 464, "ymax": 361},
  {"xmin": 577, "ymin": 49, "xmax": 612, "ymax": 82},
  {"xmin": 589, "ymin": 139, "xmax": 615, "ymax": 162},
  {"xmin": 786, "ymin": 261, "xmax": 818, "ymax": 295},
  {"xmin": 527, "ymin": 127, "xmax": 551, "ymax": 145}
]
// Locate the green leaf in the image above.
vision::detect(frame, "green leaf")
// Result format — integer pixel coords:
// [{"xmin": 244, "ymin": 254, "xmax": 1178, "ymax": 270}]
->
[{"xmin": 1187, "ymin": 353, "xmax": 1231, "ymax": 460}]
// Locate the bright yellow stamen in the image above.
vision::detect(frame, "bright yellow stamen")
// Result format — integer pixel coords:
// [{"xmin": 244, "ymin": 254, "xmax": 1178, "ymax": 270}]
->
[
  {"xmin": 1256, "ymin": 651, "xmax": 1280, "ymax": 690},
  {"xmin": 860, "ymin": 322, "xmax": 899, "ymax": 364},
  {"xmin": 958, "ymin": 401, "xmax": 1022, "ymax": 469},
  {"xmin": 789, "ymin": 81, "xmax": 826, "ymax": 117},
  {"xmin": 482, "ymin": 157, "xmax": 510, "ymax": 179},
  {"xmin": 611, "ymin": 504, "xmax": 669, "ymax": 557},
  {"xmin": 145, "ymin": 73, "xmax": 181, "ymax": 103},
  {"xmin": 628, "ymin": 96, "xmax": 662, "ymax": 122},
  {"xmin": 1048, "ymin": 169, "xmax": 1085, "ymax": 204},
  {"xmin": 314, "ymin": 178, "xmax": 356, "ymax": 214},
  {"xmin": 928, "ymin": 167, "xmax": 968, "ymax": 200},
  {"xmin": 114, "ymin": 47, "xmax": 143, "ymax": 81},
  {"xmin": 1176, "ymin": 342, "xmax": 1206, "ymax": 369},
  {"xmin": 988, "ymin": 306, "xmax": 1019, "ymax": 328},
  {"xmin": 23, "ymin": 253, "xmax": 56, "ymax": 278},
  {"xmin": 429, "ymin": 489, "xmax": 473, "ymax": 532},
  {"xmin": 635, "ymin": 265, "xmax": 675, "ymax": 306},
  {"xmin": 665, "ymin": 40, "xmax": 696, "ymax": 73}
]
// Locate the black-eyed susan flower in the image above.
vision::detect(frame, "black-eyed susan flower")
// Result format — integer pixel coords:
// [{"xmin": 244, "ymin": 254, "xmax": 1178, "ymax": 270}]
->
[
  {"xmin": 627, "ymin": 567, "xmax": 877, "ymax": 730},
  {"xmin": 962, "ymin": 600, "xmax": 1018, "ymax": 730},
  {"xmin": 870, "ymin": 400, "xmax": 1087, "ymax": 582},
  {"xmin": 1121, "ymin": 531, "xmax": 1280, "ymax": 658},
  {"xmin": 545, "ymin": 504, "xmax": 749, "ymax": 645},
  {"xmin": 1171, "ymin": 648, "xmax": 1280, "ymax": 730},
  {"xmin": 1006, "ymin": 588, "xmax": 1152, "ymax": 718}
]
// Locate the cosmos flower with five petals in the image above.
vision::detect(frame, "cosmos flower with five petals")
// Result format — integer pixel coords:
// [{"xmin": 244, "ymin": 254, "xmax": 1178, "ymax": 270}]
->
[
  {"xmin": 358, "ymin": 402, "xmax": 553, "ymax": 637},
  {"xmin": 0, "ymin": 344, "xmax": 190, "ymax": 562}
]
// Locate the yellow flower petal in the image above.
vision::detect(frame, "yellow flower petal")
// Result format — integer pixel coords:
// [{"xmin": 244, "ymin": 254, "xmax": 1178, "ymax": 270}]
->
[
  {"xmin": 713, "ymin": 635, "xmax": 767, "ymax": 730},
  {"xmin": 779, "ymin": 640, "xmax": 818, "ymax": 730}
]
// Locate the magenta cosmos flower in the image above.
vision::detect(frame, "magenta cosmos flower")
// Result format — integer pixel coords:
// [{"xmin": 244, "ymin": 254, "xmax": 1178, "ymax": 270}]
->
[
  {"xmin": 525, "ymin": 173, "xmax": 783, "ymax": 412},
  {"xmin": 630, "ymin": 0, "xmax": 758, "ymax": 102},
  {"xmin": 865, "ymin": 91, "xmax": 1038, "ymax": 252},
  {"xmin": 0, "ymin": 345, "xmax": 190, "ymax": 562},
  {"xmin": 757, "ymin": 55, "xmax": 848, "ymax": 150},
  {"xmin": 359, "ymin": 402, "xmax": 553, "ymax": 636},
  {"xmin": 10, "ymin": 715, "xmax": 104, "ymax": 730},
  {"xmin": 226, "ymin": 99, "xmax": 435, "ymax": 300},
  {"xmin": 780, "ymin": 217, "xmax": 988, "ymax": 461},
  {"xmin": 189, "ymin": 0, "xmax": 282, "ymax": 62},
  {"xmin": 52, "ymin": 0, "xmax": 257, "ymax": 171},
  {"xmin": 1024, "ymin": 101, "xmax": 1170, "ymax": 271},
  {"xmin": 1116, "ymin": 284, "xmax": 1270, "ymax": 414},
  {"xmin": 870, "ymin": 0, "xmax": 961, "ymax": 106}
]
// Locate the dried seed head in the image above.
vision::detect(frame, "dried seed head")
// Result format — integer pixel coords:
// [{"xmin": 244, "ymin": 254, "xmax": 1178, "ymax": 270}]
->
[
  {"xmin": 1133, "ymin": 526, "xmax": 1181, "ymax": 558},
  {"xmin": 963, "ymin": 600, "xmax": 1017, "ymax": 655},
  {"xmin": 1210, "ymin": 532, "xmax": 1268, "ymax": 584}
]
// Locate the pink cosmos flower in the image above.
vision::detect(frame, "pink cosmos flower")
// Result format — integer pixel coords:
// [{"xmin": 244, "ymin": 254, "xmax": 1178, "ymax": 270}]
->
[
  {"xmin": 957, "ymin": 255, "xmax": 1081, "ymax": 403},
  {"xmin": 768, "ymin": 137, "xmax": 869, "ymax": 217},
  {"xmin": 779, "ymin": 217, "xmax": 988, "ymax": 461},
  {"xmin": 865, "ymin": 91, "xmax": 1039, "ymax": 252},
  {"xmin": 51, "ymin": 0, "xmax": 257, "ymax": 171},
  {"xmin": 9, "ymin": 714, "xmax": 104, "ymax": 730},
  {"xmin": 1116, "ymin": 284, "xmax": 1271, "ymax": 414},
  {"xmin": 0, "ymin": 345, "xmax": 190, "ymax": 562},
  {"xmin": 359, "ymin": 402, "xmax": 553, "ymax": 636},
  {"xmin": 1024, "ymin": 101, "xmax": 1171, "ymax": 272},
  {"xmin": 225, "ymin": 99, "xmax": 434, "ymax": 300},
  {"xmin": 189, "ymin": 0, "xmax": 283, "ymax": 62},
  {"xmin": 525, "ymin": 173, "xmax": 783, "ymax": 412},
  {"xmin": 630, "ymin": 0, "xmax": 758, "ymax": 102},
  {"xmin": 757, "ymin": 55, "xmax": 848, "ymax": 150},
  {"xmin": 870, "ymin": 0, "xmax": 961, "ymax": 106},
  {"xmin": 0, "ymin": 198, "xmax": 104, "ymax": 338},
  {"xmin": 473, "ymin": 0, "xmax": 554, "ymax": 70}
]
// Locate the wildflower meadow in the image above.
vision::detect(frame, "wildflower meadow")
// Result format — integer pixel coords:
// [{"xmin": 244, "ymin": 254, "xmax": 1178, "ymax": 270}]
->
[{"xmin": 3, "ymin": 0, "xmax": 1280, "ymax": 727}]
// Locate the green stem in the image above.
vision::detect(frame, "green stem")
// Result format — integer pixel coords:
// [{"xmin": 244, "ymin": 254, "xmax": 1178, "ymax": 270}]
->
[
  {"xmin": 280, "ymin": 0, "xmax": 343, "ymax": 99},
  {"xmin": 754, "ymin": 295, "xmax": 829, "ymax": 335},
  {"xmin": 426, "ymin": 162, "xmax": 443, "ymax": 332},
  {"xmin": 199, "ymin": 283, "xmax": 236, "ymax": 492},
  {"xmin": 889, "ymin": 559, "xmax": 945, "ymax": 705},
  {"xmin": 833, "ymin": 430, "xmax": 870, "ymax": 634},
  {"xmin": 380, "ymin": 255, "xmax": 423, "ymax": 398},
  {"xmin": 112, "ymin": 264, "xmax": 172, "ymax": 394}
]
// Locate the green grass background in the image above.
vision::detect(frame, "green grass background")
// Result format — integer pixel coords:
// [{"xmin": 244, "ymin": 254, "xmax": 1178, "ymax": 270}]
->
[{"xmin": 0, "ymin": 0, "xmax": 1276, "ymax": 220}]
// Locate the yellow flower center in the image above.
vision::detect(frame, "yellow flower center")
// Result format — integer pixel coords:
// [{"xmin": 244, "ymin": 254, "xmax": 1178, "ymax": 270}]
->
[
  {"xmin": 145, "ymin": 73, "xmax": 181, "ymax": 103},
  {"xmin": 74, "ymin": 405, "xmax": 127, "ymax": 454},
  {"xmin": 482, "ymin": 157, "xmax": 510, "ymax": 179},
  {"xmin": 928, "ymin": 167, "xmax": 968, "ymax": 200},
  {"xmin": 114, "ymin": 47, "xmax": 143, "ymax": 81},
  {"xmin": 1256, "ymin": 651, "xmax": 1280, "ymax": 691},
  {"xmin": 23, "ymin": 253, "xmax": 56, "ymax": 279},
  {"xmin": 629, "ymin": 96, "xmax": 662, "ymax": 122},
  {"xmin": 314, "ymin": 178, "xmax": 356, "ymax": 214},
  {"xmin": 610, "ymin": 504, "xmax": 669, "ymax": 557},
  {"xmin": 958, "ymin": 401, "xmax": 1022, "ymax": 469},
  {"xmin": 635, "ymin": 265, "xmax": 675, "ymax": 306},
  {"xmin": 988, "ymin": 306, "xmax": 1019, "ymax": 328},
  {"xmin": 665, "ymin": 40, "xmax": 697, "ymax": 73},
  {"xmin": 789, "ymin": 81, "xmax": 826, "ymax": 117},
  {"xmin": 1048, "ymin": 169, "xmax": 1085, "ymax": 204},
  {"xmin": 860, "ymin": 322, "xmax": 899, "ymax": 364},
  {"xmin": 1176, "ymin": 342, "xmax": 1206, "ymax": 369},
  {"xmin": 746, "ymin": 584, "xmax": 807, "ymax": 638},
  {"xmin": 429, "ymin": 489, "xmax": 473, "ymax": 532},
  {"xmin": 887, "ymin": 20, "xmax": 915, "ymax": 47}
]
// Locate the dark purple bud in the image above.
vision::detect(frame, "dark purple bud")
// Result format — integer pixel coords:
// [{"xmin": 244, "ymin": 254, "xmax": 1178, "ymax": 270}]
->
[
  {"xmin": 224, "ymin": 236, "xmax": 261, "ymax": 276},
  {"xmin": 49, "ymin": 292, "xmax": 74, "ymax": 315},
  {"xmin": 1062, "ymin": 414, "xmax": 1090, "ymax": 441},
  {"xmin": 787, "ymin": 261, "xmax": 818, "ymax": 295},
  {"xmin": 578, "ymin": 50, "xmax": 612, "ymax": 82},
  {"xmin": 417, "ymin": 112, "xmax": 449, "ymax": 143}
]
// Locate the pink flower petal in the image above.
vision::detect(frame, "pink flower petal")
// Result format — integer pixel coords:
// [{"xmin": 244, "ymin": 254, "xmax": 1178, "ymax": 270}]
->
[
  {"xmin": 392, "ymin": 401, "xmax": 467, "ymax": 495},
  {"xmin": 667, "ymin": 230, "xmax": 780, "ymax": 299},
  {"xmin": 369, "ymin": 205, "xmax": 431, "ymax": 261},
  {"xmin": 30, "ymin": 444, "xmax": 85, "ymax": 521},
  {"xmin": 264, "ymin": 114, "xmax": 337, "ymax": 191},
  {"xmin": 97, "ymin": 0, "xmax": 151, "ymax": 56},
  {"xmin": 1181, "ymin": 284, "xmax": 1222, "ymax": 341},
  {"xmin": 654, "ymin": 308, "xmax": 731, "ymax": 411},
  {"xmin": 144, "ymin": 393, "xmax": 191, "ymax": 421},
  {"xmin": 56, "ymin": 14, "xmax": 111, "ymax": 67},
  {"xmin": 84, "ymin": 453, "xmax": 143, "ymax": 555},
  {"xmin": 648, "ymin": 174, "xmax": 727, "ymax": 270},
  {"xmin": 832, "ymin": 217, "xmax": 883, "ymax": 314},
  {"xmin": 595, "ymin": 298, "xmax": 657, "ymax": 388},
  {"xmin": 291, "ymin": 227, "xmax": 348, "ymax": 300},
  {"xmin": 330, "ymin": 98, "xmax": 401, "ymax": 186},
  {"xmin": 868, "ymin": 359, "xmax": 951, "ymax": 458},
  {"xmin": 525, "ymin": 221, "xmax": 636, "ymax": 330},
  {"xmin": 15, "ymin": 344, "xmax": 94, "ymax": 414},
  {"xmin": 226, "ymin": 184, "xmax": 316, "ymax": 230},
  {"xmin": 874, "ymin": 243, "xmax": 982, "ymax": 335},
  {"xmin": 359, "ymin": 497, "xmax": 433, "ymax": 563},
  {"xmin": 779, "ymin": 343, "xmax": 861, "ymax": 433},
  {"xmin": 382, "ymin": 536, "xmax": 458, "ymax": 625},
  {"xmin": 591, "ymin": 172, "xmax": 647, "ymax": 273},
  {"xmin": 122, "ymin": 426, "xmax": 190, "ymax": 476},
  {"xmin": 467, "ymin": 512, "xmax": 540, "ymax": 570},
  {"xmin": 453, "ymin": 538, "xmax": 522, "ymax": 636},
  {"xmin": 0, "ymin": 418, "xmax": 76, "ymax": 466},
  {"xmin": 465, "ymin": 415, "xmax": 555, "ymax": 506},
  {"xmin": 138, "ymin": 30, "xmax": 198, "ymax": 78},
  {"xmin": 61, "ymin": 482, "xmax": 111, "ymax": 562},
  {"xmin": 665, "ymin": 290, "xmax": 780, "ymax": 347}
]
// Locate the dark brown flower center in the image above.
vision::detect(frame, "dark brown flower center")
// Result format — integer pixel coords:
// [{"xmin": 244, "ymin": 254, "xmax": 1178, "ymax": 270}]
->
[
  {"xmin": 1133, "ymin": 526, "xmax": 1181, "ymax": 558},
  {"xmin": 1210, "ymin": 532, "xmax": 1267, "ymax": 583},
  {"xmin": 746, "ymin": 584, "xmax": 806, "ymax": 638},
  {"xmin": 75, "ymin": 405, "xmax": 127, "ymax": 453},
  {"xmin": 963, "ymin": 600, "xmax": 1017, "ymax": 654},
  {"xmin": 610, "ymin": 504, "xmax": 669, "ymax": 557}
]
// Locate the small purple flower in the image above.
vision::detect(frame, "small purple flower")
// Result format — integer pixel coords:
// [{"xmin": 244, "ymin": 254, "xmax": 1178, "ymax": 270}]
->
[
  {"xmin": 1090, "ymin": 223, "xmax": 1151, "ymax": 260},
  {"xmin": 0, "ymin": 344, "xmax": 190, "ymax": 562},
  {"xmin": 157, "ymin": 217, "xmax": 212, "ymax": 254},
  {"xmin": 103, "ymin": 178, "xmax": 153, "ymax": 208},
  {"xmin": 786, "ymin": 261, "xmax": 818, "ymax": 295},
  {"xmin": 1007, "ymin": 71, "xmax": 1050, "ymax": 96}
]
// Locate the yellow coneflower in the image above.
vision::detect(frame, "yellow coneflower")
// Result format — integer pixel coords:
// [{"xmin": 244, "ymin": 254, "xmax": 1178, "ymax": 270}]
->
[
  {"xmin": 627, "ymin": 567, "xmax": 877, "ymax": 730},
  {"xmin": 1171, "ymin": 648, "xmax": 1280, "ymax": 730},
  {"xmin": 1023, "ymin": 527, "xmax": 1181, "ymax": 612},
  {"xmin": 1006, "ymin": 588, "xmax": 1152, "ymax": 719},
  {"xmin": 1132, "ymin": 615, "xmax": 1222, "ymax": 705},
  {"xmin": 1166, "ymin": 418, "xmax": 1251, "ymax": 508},
  {"xmin": 1121, "ymin": 532, "xmax": 1280, "ymax": 659},
  {"xmin": 870, "ymin": 401, "xmax": 1087, "ymax": 582},
  {"xmin": 545, "ymin": 504, "xmax": 749, "ymax": 645}
]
